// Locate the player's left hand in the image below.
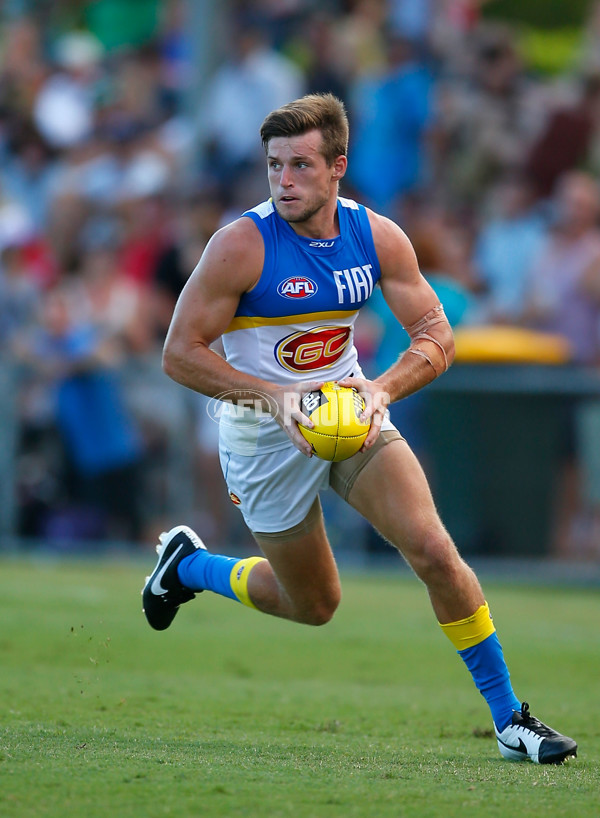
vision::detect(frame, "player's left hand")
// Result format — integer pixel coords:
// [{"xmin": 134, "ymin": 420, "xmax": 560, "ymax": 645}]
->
[{"xmin": 338, "ymin": 376, "xmax": 390, "ymax": 451}]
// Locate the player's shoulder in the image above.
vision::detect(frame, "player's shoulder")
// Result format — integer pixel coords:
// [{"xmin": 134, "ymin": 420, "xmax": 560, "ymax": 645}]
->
[
  {"xmin": 243, "ymin": 199, "xmax": 277, "ymax": 221},
  {"xmin": 209, "ymin": 213, "xmax": 263, "ymax": 247},
  {"xmin": 203, "ymin": 214, "xmax": 264, "ymax": 265},
  {"xmin": 196, "ymin": 215, "xmax": 264, "ymax": 292},
  {"xmin": 365, "ymin": 207, "xmax": 411, "ymax": 244},
  {"xmin": 365, "ymin": 207, "xmax": 416, "ymax": 265}
]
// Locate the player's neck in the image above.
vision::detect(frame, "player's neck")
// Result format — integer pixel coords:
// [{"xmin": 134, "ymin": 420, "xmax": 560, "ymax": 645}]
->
[{"xmin": 287, "ymin": 198, "xmax": 340, "ymax": 240}]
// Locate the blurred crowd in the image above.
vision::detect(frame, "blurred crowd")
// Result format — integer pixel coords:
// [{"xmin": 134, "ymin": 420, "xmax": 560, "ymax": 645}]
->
[{"xmin": 2, "ymin": 0, "xmax": 600, "ymax": 556}]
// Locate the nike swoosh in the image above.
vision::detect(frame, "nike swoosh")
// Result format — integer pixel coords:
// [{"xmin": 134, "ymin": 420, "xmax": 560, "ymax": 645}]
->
[
  {"xmin": 151, "ymin": 544, "xmax": 184, "ymax": 595},
  {"xmin": 497, "ymin": 736, "xmax": 528, "ymax": 755}
]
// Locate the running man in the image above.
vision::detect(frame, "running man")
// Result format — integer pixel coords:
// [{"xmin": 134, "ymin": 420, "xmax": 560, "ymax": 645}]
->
[{"xmin": 143, "ymin": 94, "xmax": 576, "ymax": 764}]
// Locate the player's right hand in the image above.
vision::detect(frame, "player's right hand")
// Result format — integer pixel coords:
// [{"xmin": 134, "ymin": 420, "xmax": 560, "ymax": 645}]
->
[{"xmin": 269, "ymin": 380, "xmax": 325, "ymax": 457}]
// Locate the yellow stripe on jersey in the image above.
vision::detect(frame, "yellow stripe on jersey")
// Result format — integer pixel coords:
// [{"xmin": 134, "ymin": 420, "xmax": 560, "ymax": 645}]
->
[{"xmin": 225, "ymin": 309, "xmax": 358, "ymax": 333}]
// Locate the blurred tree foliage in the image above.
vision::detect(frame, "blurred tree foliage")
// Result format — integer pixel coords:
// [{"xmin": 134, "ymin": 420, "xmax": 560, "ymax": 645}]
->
[
  {"xmin": 483, "ymin": 0, "xmax": 592, "ymax": 73},
  {"xmin": 483, "ymin": 0, "xmax": 591, "ymax": 29},
  {"xmin": 518, "ymin": 28, "xmax": 582, "ymax": 73}
]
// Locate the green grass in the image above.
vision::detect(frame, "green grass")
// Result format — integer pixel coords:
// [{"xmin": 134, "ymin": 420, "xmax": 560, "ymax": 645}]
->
[{"xmin": 0, "ymin": 557, "xmax": 598, "ymax": 818}]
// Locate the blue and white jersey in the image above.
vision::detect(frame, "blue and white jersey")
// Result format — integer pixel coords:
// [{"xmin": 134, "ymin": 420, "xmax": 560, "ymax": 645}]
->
[{"xmin": 220, "ymin": 196, "xmax": 381, "ymax": 454}]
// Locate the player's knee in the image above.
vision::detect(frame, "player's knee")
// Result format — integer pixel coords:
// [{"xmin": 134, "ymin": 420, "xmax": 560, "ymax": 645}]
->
[
  {"xmin": 410, "ymin": 529, "xmax": 461, "ymax": 585},
  {"xmin": 295, "ymin": 588, "xmax": 341, "ymax": 626},
  {"xmin": 302, "ymin": 603, "xmax": 337, "ymax": 626}
]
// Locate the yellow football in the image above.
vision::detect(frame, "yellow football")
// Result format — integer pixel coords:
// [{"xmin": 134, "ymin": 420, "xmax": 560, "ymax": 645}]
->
[{"xmin": 299, "ymin": 381, "xmax": 371, "ymax": 462}]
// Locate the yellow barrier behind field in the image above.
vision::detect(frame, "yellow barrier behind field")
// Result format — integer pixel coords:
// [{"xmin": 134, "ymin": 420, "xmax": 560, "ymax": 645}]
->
[{"xmin": 453, "ymin": 325, "xmax": 572, "ymax": 365}]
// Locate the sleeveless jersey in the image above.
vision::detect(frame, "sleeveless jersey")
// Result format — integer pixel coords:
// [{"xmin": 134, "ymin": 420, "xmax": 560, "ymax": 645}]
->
[{"xmin": 220, "ymin": 196, "xmax": 381, "ymax": 454}]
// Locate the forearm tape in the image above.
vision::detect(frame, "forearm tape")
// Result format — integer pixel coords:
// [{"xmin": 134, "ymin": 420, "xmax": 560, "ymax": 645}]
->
[{"xmin": 403, "ymin": 303, "xmax": 450, "ymax": 377}]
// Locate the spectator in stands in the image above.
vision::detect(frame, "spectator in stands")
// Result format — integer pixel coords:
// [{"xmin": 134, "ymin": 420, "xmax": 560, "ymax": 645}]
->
[
  {"xmin": 153, "ymin": 191, "xmax": 226, "ymax": 335},
  {"xmin": 348, "ymin": 33, "xmax": 433, "ymax": 214},
  {"xmin": 576, "ymin": 0, "xmax": 600, "ymax": 75},
  {"xmin": 199, "ymin": 22, "xmax": 304, "ymax": 193},
  {"xmin": 520, "ymin": 171, "xmax": 600, "ymax": 559},
  {"xmin": 0, "ymin": 203, "xmax": 41, "ymax": 348},
  {"xmin": 33, "ymin": 31, "xmax": 105, "ymax": 150},
  {"xmin": 388, "ymin": 0, "xmax": 433, "ymax": 47},
  {"xmin": 473, "ymin": 172, "xmax": 547, "ymax": 324},
  {"xmin": 333, "ymin": 0, "xmax": 387, "ymax": 78},
  {"xmin": 0, "ymin": 16, "xmax": 46, "ymax": 120},
  {"xmin": 77, "ymin": 215, "xmax": 155, "ymax": 354},
  {"xmin": 522, "ymin": 171, "xmax": 600, "ymax": 364},
  {"xmin": 20, "ymin": 283, "xmax": 146, "ymax": 542},
  {"xmin": 297, "ymin": 13, "xmax": 350, "ymax": 103},
  {"xmin": 434, "ymin": 23, "xmax": 546, "ymax": 212},
  {"xmin": 0, "ymin": 121, "xmax": 60, "ymax": 233},
  {"xmin": 116, "ymin": 149, "xmax": 174, "ymax": 288},
  {"xmin": 525, "ymin": 73, "xmax": 600, "ymax": 200}
]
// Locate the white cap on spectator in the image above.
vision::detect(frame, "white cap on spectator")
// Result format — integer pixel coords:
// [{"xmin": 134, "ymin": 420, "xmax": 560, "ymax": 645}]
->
[
  {"xmin": 34, "ymin": 78, "xmax": 93, "ymax": 147},
  {"xmin": 119, "ymin": 151, "xmax": 171, "ymax": 200},
  {"xmin": 54, "ymin": 31, "xmax": 104, "ymax": 71},
  {"xmin": 0, "ymin": 203, "xmax": 34, "ymax": 251}
]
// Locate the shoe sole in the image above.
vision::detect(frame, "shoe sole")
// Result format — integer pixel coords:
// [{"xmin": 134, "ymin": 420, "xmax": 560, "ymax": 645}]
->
[{"xmin": 539, "ymin": 743, "xmax": 578, "ymax": 765}]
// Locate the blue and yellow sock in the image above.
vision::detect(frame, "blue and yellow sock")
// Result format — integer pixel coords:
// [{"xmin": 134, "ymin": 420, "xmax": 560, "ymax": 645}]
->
[
  {"xmin": 177, "ymin": 551, "xmax": 266, "ymax": 610},
  {"xmin": 439, "ymin": 602, "xmax": 520, "ymax": 731}
]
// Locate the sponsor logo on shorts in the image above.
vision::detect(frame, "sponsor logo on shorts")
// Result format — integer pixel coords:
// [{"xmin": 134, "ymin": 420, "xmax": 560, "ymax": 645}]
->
[
  {"xmin": 277, "ymin": 276, "xmax": 318, "ymax": 299},
  {"xmin": 229, "ymin": 491, "xmax": 241, "ymax": 506},
  {"xmin": 275, "ymin": 326, "xmax": 351, "ymax": 372},
  {"xmin": 206, "ymin": 390, "xmax": 279, "ymax": 427}
]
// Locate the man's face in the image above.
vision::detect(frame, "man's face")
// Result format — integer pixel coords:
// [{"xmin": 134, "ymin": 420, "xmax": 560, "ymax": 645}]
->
[
  {"xmin": 556, "ymin": 176, "xmax": 600, "ymax": 232},
  {"xmin": 266, "ymin": 129, "xmax": 343, "ymax": 225}
]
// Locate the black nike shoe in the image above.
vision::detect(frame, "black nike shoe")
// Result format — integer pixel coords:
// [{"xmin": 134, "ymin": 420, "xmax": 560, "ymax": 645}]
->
[
  {"xmin": 142, "ymin": 525, "xmax": 205, "ymax": 631},
  {"xmin": 495, "ymin": 702, "xmax": 578, "ymax": 764}
]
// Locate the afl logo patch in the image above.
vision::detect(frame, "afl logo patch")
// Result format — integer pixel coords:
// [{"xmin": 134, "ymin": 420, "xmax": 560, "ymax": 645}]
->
[
  {"xmin": 275, "ymin": 326, "xmax": 351, "ymax": 372},
  {"xmin": 277, "ymin": 276, "xmax": 317, "ymax": 299},
  {"xmin": 229, "ymin": 491, "xmax": 241, "ymax": 506}
]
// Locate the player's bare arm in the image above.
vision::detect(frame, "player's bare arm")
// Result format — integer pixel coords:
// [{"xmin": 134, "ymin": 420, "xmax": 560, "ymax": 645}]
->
[
  {"xmin": 340, "ymin": 210, "xmax": 455, "ymax": 447},
  {"xmin": 370, "ymin": 210, "xmax": 455, "ymax": 392},
  {"xmin": 162, "ymin": 217, "xmax": 320, "ymax": 455}
]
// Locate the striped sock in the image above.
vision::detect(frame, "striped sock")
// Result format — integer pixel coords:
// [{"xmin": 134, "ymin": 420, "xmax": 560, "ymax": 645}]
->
[
  {"xmin": 439, "ymin": 603, "xmax": 520, "ymax": 731},
  {"xmin": 177, "ymin": 550, "xmax": 266, "ymax": 609}
]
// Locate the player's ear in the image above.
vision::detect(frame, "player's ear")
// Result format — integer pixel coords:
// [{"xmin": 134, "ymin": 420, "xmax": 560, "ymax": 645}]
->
[{"xmin": 331, "ymin": 155, "xmax": 347, "ymax": 181}]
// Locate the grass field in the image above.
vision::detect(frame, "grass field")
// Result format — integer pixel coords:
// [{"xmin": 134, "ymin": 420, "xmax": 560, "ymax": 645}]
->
[{"xmin": 0, "ymin": 556, "xmax": 598, "ymax": 818}]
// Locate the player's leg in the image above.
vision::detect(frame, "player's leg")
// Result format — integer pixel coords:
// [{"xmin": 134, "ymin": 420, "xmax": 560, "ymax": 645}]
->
[
  {"xmin": 249, "ymin": 498, "xmax": 342, "ymax": 625},
  {"xmin": 338, "ymin": 435, "xmax": 482, "ymax": 623},
  {"xmin": 333, "ymin": 433, "xmax": 576, "ymax": 763},
  {"xmin": 143, "ymin": 441, "xmax": 340, "ymax": 629},
  {"xmin": 142, "ymin": 496, "xmax": 341, "ymax": 627}
]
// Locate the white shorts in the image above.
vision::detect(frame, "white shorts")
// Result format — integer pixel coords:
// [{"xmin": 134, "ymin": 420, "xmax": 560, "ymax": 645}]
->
[{"xmin": 218, "ymin": 418, "xmax": 400, "ymax": 534}]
